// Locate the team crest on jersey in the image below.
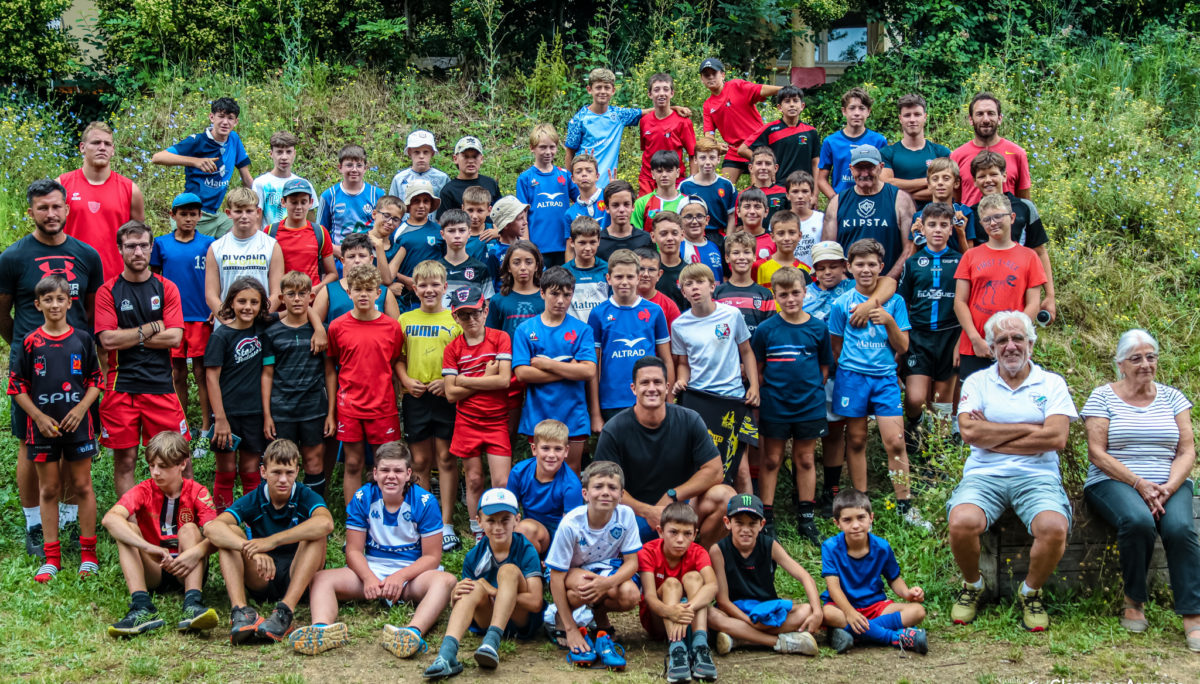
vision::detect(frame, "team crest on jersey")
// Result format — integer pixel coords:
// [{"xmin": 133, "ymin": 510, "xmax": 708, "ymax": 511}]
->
[
  {"xmin": 857, "ymin": 199, "xmax": 876, "ymax": 218},
  {"xmin": 610, "ymin": 526, "xmax": 624, "ymax": 539},
  {"xmin": 606, "ymin": 313, "xmax": 615, "ymax": 322},
  {"xmin": 714, "ymin": 323, "xmax": 731, "ymax": 340},
  {"xmin": 597, "ymin": 200, "xmax": 607, "ymax": 211},
  {"xmin": 752, "ymin": 296, "xmax": 763, "ymax": 308},
  {"xmin": 34, "ymin": 356, "xmax": 46, "ymax": 376},
  {"xmin": 529, "ymin": 332, "xmax": 539, "ymax": 342},
  {"xmin": 717, "ymin": 188, "xmax": 726, "ymax": 197},
  {"xmin": 427, "ymin": 236, "xmax": 436, "ymax": 246},
  {"xmin": 464, "ymin": 267, "xmax": 475, "ymax": 280},
  {"xmin": 179, "ymin": 418, "xmax": 188, "ymax": 434},
  {"xmin": 179, "ymin": 508, "xmax": 193, "ymax": 524},
  {"xmin": 403, "ymin": 510, "xmax": 413, "ymax": 521},
  {"xmin": 150, "ymin": 295, "xmax": 161, "ymax": 310},
  {"xmin": 70, "ymin": 354, "xmax": 82, "ymax": 374},
  {"xmin": 637, "ymin": 308, "xmax": 650, "ymax": 321},
  {"xmin": 564, "ymin": 329, "xmax": 578, "ymax": 343},
  {"xmin": 88, "ymin": 201, "xmax": 101, "ymax": 214},
  {"xmin": 917, "ymin": 256, "xmax": 930, "ymax": 268},
  {"xmin": 120, "ymin": 299, "xmax": 134, "ymax": 312}
]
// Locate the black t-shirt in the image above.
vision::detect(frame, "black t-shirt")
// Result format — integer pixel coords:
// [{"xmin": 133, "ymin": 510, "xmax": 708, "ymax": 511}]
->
[
  {"xmin": 714, "ymin": 281, "xmax": 775, "ymax": 335},
  {"xmin": 262, "ymin": 320, "xmax": 326, "ymax": 422},
  {"xmin": 7, "ymin": 326, "xmax": 102, "ymax": 443},
  {"xmin": 593, "ymin": 403, "xmax": 720, "ymax": 505},
  {"xmin": 897, "ymin": 247, "xmax": 962, "ymax": 331},
  {"xmin": 746, "ymin": 120, "xmax": 820, "ymax": 182},
  {"xmin": 205, "ymin": 321, "xmax": 268, "ymax": 417},
  {"xmin": 597, "ymin": 229, "xmax": 654, "ymax": 263},
  {"xmin": 968, "ymin": 192, "xmax": 1048, "ymax": 249},
  {"xmin": 657, "ymin": 261, "xmax": 688, "ymax": 311},
  {"xmin": 0, "ymin": 234, "xmax": 102, "ymax": 348},
  {"xmin": 718, "ymin": 533, "xmax": 777, "ymax": 601},
  {"xmin": 438, "ymin": 176, "xmax": 501, "ymax": 218}
]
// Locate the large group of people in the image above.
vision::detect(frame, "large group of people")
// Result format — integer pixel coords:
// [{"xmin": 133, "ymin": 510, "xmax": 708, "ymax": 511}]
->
[{"xmin": 2, "ymin": 55, "xmax": 1198, "ymax": 680}]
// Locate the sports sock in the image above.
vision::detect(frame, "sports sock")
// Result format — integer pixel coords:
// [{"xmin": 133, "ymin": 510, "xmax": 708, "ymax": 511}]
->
[
  {"xmin": 965, "ymin": 576, "xmax": 984, "ymax": 590},
  {"xmin": 669, "ymin": 639, "xmax": 687, "ymax": 653},
  {"xmin": 23, "ymin": 506, "xmax": 41, "ymax": 529},
  {"xmin": 213, "ymin": 471, "xmax": 237, "ymax": 511},
  {"xmin": 59, "ymin": 503, "xmax": 79, "ymax": 526},
  {"xmin": 1020, "ymin": 581, "xmax": 1037, "ymax": 597},
  {"xmin": 303, "ymin": 473, "xmax": 326, "ymax": 497},
  {"xmin": 762, "ymin": 504, "xmax": 774, "ymax": 526},
  {"xmin": 240, "ymin": 469, "xmax": 262, "ymax": 495},
  {"xmin": 130, "ymin": 590, "xmax": 154, "ymax": 610},
  {"xmin": 438, "ymin": 634, "xmax": 459, "ymax": 663},
  {"xmin": 469, "ymin": 520, "xmax": 483, "ymax": 534},
  {"xmin": 36, "ymin": 541, "xmax": 62, "ymax": 582},
  {"xmin": 184, "ymin": 589, "xmax": 205, "ymax": 610},
  {"xmin": 823, "ymin": 468, "xmax": 842, "ymax": 496},
  {"xmin": 443, "ymin": 523, "xmax": 456, "ymax": 535},
  {"xmin": 482, "ymin": 625, "xmax": 503, "ymax": 651},
  {"xmin": 853, "ymin": 617, "xmax": 900, "ymax": 646},
  {"xmin": 404, "ymin": 625, "xmax": 422, "ymax": 637},
  {"xmin": 80, "ymin": 535, "xmax": 98, "ymax": 567},
  {"xmin": 691, "ymin": 630, "xmax": 708, "ymax": 650},
  {"xmin": 797, "ymin": 500, "xmax": 815, "ymax": 524}
]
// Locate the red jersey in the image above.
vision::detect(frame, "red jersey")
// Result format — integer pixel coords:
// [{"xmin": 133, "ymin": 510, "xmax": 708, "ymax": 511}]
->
[
  {"xmin": 735, "ymin": 184, "xmax": 788, "ymax": 231},
  {"xmin": 702, "ymin": 79, "xmax": 767, "ymax": 162},
  {"xmin": 442, "ymin": 327, "xmax": 512, "ymax": 425},
  {"xmin": 953, "ymin": 243, "xmax": 1046, "ymax": 357},
  {"xmin": 116, "ymin": 478, "xmax": 217, "ymax": 549},
  {"xmin": 950, "ymin": 137, "xmax": 1032, "ymax": 206},
  {"xmin": 271, "ymin": 221, "xmax": 334, "ymax": 285},
  {"xmin": 638, "ymin": 112, "xmax": 698, "ymax": 195},
  {"xmin": 649, "ymin": 290, "xmax": 681, "ymax": 330},
  {"xmin": 327, "ymin": 313, "xmax": 405, "ymax": 419},
  {"xmin": 58, "ymin": 168, "xmax": 134, "ymax": 282},
  {"xmin": 637, "ymin": 538, "xmax": 712, "ymax": 587}
]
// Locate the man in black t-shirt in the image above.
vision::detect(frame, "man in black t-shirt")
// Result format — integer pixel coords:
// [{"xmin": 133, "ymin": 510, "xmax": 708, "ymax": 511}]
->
[
  {"xmin": 593, "ymin": 356, "xmax": 735, "ymax": 547},
  {"xmin": 0, "ymin": 178, "xmax": 103, "ymax": 557},
  {"xmin": 95, "ymin": 221, "xmax": 188, "ymax": 496}
]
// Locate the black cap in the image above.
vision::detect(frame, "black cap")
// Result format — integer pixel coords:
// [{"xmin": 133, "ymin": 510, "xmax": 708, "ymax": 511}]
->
[
  {"xmin": 727, "ymin": 493, "xmax": 764, "ymax": 519},
  {"xmin": 450, "ymin": 285, "xmax": 486, "ymax": 312},
  {"xmin": 699, "ymin": 57, "xmax": 724, "ymax": 74}
]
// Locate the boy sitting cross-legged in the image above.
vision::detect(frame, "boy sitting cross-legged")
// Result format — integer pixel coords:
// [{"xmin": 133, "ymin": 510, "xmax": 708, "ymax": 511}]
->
[
  {"xmin": 821, "ymin": 490, "xmax": 928, "ymax": 655},
  {"xmin": 290, "ymin": 441, "xmax": 456, "ymax": 657},
  {"xmin": 423, "ymin": 488, "xmax": 545, "ymax": 678},
  {"xmin": 204, "ymin": 438, "xmax": 333, "ymax": 644},
  {"xmin": 507, "ymin": 419, "xmax": 584, "ymax": 555},
  {"xmin": 639, "ymin": 502, "xmax": 720, "ymax": 683}
]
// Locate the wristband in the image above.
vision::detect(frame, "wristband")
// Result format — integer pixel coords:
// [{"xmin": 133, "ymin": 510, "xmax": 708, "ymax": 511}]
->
[{"xmin": 1132, "ymin": 477, "xmax": 1142, "ymax": 490}]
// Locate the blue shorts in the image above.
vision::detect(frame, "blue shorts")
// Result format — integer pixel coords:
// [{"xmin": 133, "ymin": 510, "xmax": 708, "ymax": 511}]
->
[
  {"xmin": 831, "ymin": 368, "xmax": 902, "ymax": 418},
  {"xmin": 946, "ymin": 473, "xmax": 1073, "ymax": 534},
  {"xmin": 637, "ymin": 515, "xmax": 659, "ymax": 544}
]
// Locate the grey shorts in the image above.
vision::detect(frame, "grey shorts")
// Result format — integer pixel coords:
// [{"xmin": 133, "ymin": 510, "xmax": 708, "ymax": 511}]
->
[{"xmin": 946, "ymin": 473, "xmax": 1072, "ymax": 534}]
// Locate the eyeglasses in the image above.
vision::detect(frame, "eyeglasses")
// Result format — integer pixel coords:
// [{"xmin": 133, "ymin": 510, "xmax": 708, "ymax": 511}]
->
[
  {"xmin": 980, "ymin": 213, "xmax": 1009, "ymax": 225},
  {"xmin": 121, "ymin": 242, "xmax": 151, "ymax": 253},
  {"xmin": 375, "ymin": 211, "xmax": 402, "ymax": 224},
  {"xmin": 1124, "ymin": 353, "xmax": 1159, "ymax": 364},
  {"xmin": 681, "ymin": 213, "xmax": 707, "ymax": 222}
]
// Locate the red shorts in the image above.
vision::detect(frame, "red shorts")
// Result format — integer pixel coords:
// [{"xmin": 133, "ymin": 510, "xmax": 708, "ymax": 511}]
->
[
  {"xmin": 825, "ymin": 598, "xmax": 894, "ymax": 620},
  {"xmin": 337, "ymin": 414, "xmax": 401, "ymax": 445},
  {"xmin": 450, "ymin": 420, "xmax": 511, "ymax": 459},
  {"xmin": 100, "ymin": 391, "xmax": 190, "ymax": 449},
  {"xmin": 525, "ymin": 435, "xmax": 588, "ymax": 447},
  {"xmin": 172, "ymin": 321, "xmax": 213, "ymax": 359}
]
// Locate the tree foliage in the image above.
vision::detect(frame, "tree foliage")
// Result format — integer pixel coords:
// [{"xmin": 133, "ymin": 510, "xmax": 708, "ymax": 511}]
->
[{"xmin": 0, "ymin": 0, "xmax": 77, "ymax": 84}]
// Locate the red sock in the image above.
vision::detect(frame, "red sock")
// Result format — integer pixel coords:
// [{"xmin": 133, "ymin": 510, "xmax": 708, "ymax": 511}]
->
[
  {"xmin": 214, "ymin": 471, "xmax": 237, "ymax": 511},
  {"xmin": 80, "ymin": 535, "xmax": 98, "ymax": 565},
  {"xmin": 36, "ymin": 541, "xmax": 61, "ymax": 582},
  {"xmin": 240, "ymin": 469, "xmax": 261, "ymax": 495}
]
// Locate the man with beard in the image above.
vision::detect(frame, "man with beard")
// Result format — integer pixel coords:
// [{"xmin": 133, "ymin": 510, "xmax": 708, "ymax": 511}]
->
[
  {"xmin": 95, "ymin": 221, "xmax": 187, "ymax": 497},
  {"xmin": 947, "ymin": 311, "xmax": 1076, "ymax": 632},
  {"xmin": 950, "ymin": 93, "xmax": 1033, "ymax": 206},
  {"xmin": 0, "ymin": 179, "xmax": 103, "ymax": 557},
  {"xmin": 58, "ymin": 122, "xmax": 146, "ymax": 281}
]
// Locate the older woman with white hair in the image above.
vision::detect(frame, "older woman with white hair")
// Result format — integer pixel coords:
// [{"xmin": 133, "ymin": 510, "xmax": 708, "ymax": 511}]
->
[{"xmin": 1082, "ymin": 329, "xmax": 1200, "ymax": 650}]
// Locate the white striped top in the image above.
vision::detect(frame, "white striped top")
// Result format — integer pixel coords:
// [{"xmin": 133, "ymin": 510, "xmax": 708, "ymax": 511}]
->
[{"xmin": 1082, "ymin": 382, "xmax": 1193, "ymax": 487}]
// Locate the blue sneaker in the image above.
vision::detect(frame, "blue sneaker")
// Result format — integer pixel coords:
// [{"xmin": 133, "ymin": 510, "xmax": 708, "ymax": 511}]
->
[
  {"xmin": 422, "ymin": 655, "xmax": 464, "ymax": 679},
  {"xmin": 565, "ymin": 627, "xmax": 596, "ymax": 668},
  {"xmin": 593, "ymin": 631, "xmax": 626, "ymax": 671}
]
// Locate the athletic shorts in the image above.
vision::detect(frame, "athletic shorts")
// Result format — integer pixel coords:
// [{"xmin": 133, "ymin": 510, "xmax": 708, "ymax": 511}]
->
[
  {"xmin": 831, "ymin": 368, "xmax": 902, "ymax": 418},
  {"xmin": 274, "ymin": 418, "xmax": 325, "ymax": 448},
  {"xmin": 100, "ymin": 391, "xmax": 190, "ymax": 449},
  {"xmin": 600, "ymin": 407, "xmax": 629, "ymax": 423},
  {"xmin": 469, "ymin": 611, "xmax": 545, "ymax": 640},
  {"xmin": 450, "ymin": 419, "xmax": 511, "ymax": 459},
  {"xmin": 401, "ymin": 393, "xmax": 455, "ymax": 443},
  {"xmin": 721, "ymin": 158, "xmax": 750, "ymax": 173},
  {"xmin": 172, "ymin": 321, "xmax": 213, "ymax": 360},
  {"xmin": 337, "ymin": 414, "xmax": 401, "ymax": 445},
  {"xmin": 947, "ymin": 473, "xmax": 1073, "ymax": 535},
  {"xmin": 760, "ymin": 418, "xmax": 828, "ymax": 442},
  {"xmin": 825, "ymin": 381, "xmax": 844, "ymax": 423},
  {"xmin": 541, "ymin": 251, "xmax": 566, "ymax": 269},
  {"xmin": 154, "ymin": 551, "xmax": 210, "ymax": 593},
  {"xmin": 366, "ymin": 555, "xmax": 445, "ymax": 604},
  {"xmin": 903, "ymin": 327, "xmax": 959, "ymax": 381},
  {"xmin": 247, "ymin": 551, "xmax": 296, "ymax": 604},
  {"xmin": 29, "ymin": 439, "xmax": 98, "ymax": 463},
  {"xmin": 958, "ymin": 354, "xmax": 992, "ymax": 381},
  {"xmin": 214, "ymin": 414, "xmax": 268, "ymax": 454},
  {"xmin": 823, "ymin": 598, "xmax": 893, "ymax": 620}
]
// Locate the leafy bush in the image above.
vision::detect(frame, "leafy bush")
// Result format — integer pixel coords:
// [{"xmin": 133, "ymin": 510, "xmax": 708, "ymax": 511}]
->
[{"xmin": 0, "ymin": 0, "xmax": 77, "ymax": 84}]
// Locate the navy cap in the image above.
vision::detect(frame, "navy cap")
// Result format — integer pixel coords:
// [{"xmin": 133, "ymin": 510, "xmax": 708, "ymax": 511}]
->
[
  {"xmin": 450, "ymin": 285, "xmax": 486, "ymax": 312},
  {"xmin": 699, "ymin": 57, "xmax": 724, "ymax": 73}
]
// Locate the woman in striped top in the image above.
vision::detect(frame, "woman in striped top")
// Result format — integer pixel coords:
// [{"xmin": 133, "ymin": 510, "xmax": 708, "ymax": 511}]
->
[{"xmin": 1082, "ymin": 329, "xmax": 1199, "ymax": 650}]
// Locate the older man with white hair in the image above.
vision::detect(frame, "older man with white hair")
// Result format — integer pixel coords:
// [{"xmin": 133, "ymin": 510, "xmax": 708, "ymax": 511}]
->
[{"xmin": 945, "ymin": 310, "xmax": 1077, "ymax": 633}]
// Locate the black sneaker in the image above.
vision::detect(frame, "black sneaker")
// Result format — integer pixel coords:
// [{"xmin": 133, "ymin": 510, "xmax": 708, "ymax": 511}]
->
[
  {"xmin": 61, "ymin": 520, "xmax": 81, "ymax": 553},
  {"xmin": 230, "ymin": 605, "xmax": 263, "ymax": 644},
  {"xmin": 664, "ymin": 645, "xmax": 691, "ymax": 683},
  {"xmin": 25, "ymin": 524, "xmax": 45, "ymax": 559},
  {"xmin": 691, "ymin": 644, "xmax": 717, "ymax": 680},
  {"xmin": 797, "ymin": 518, "xmax": 822, "ymax": 546},
  {"xmin": 257, "ymin": 602, "xmax": 295, "ymax": 642},
  {"xmin": 108, "ymin": 606, "xmax": 164, "ymax": 637},
  {"xmin": 177, "ymin": 603, "xmax": 219, "ymax": 632}
]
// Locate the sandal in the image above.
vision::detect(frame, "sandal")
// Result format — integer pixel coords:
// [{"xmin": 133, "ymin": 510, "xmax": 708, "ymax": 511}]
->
[
  {"xmin": 1186, "ymin": 625, "xmax": 1200, "ymax": 653},
  {"xmin": 1120, "ymin": 600, "xmax": 1148, "ymax": 633},
  {"xmin": 544, "ymin": 622, "xmax": 569, "ymax": 650}
]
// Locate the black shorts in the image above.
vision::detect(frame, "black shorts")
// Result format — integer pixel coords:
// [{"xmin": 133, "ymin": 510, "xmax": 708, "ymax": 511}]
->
[
  {"xmin": 541, "ymin": 251, "xmax": 566, "ymax": 268},
  {"xmin": 600, "ymin": 406, "xmax": 628, "ymax": 423},
  {"xmin": 402, "ymin": 393, "xmax": 455, "ymax": 442},
  {"xmin": 274, "ymin": 418, "xmax": 325, "ymax": 447},
  {"xmin": 215, "ymin": 414, "xmax": 269, "ymax": 454},
  {"xmin": 904, "ymin": 328, "xmax": 959, "ymax": 382},
  {"xmin": 153, "ymin": 552, "xmax": 210, "ymax": 594},
  {"xmin": 247, "ymin": 551, "xmax": 295, "ymax": 604},
  {"xmin": 958, "ymin": 354, "xmax": 992, "ymax": 381},
  {"xmin": 721, "ymin": 158, "xmax": 750, "ymax": 173},
  {"xmin": 29, "ymin": 439, "xmax": 98, "ymax": 463},
  {"xmin": 760, "ymin": 418, "xmax": 828, "ymax": 442}
]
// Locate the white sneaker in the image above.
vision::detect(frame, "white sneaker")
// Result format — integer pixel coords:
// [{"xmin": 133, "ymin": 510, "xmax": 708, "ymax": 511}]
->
[
  {"xmin": 904, "ymin": 506, "xmax": 934, "ymax": 533},
  {"xmin": 774, "ymin": 631, "xmax": 818, "ymax": 655}
]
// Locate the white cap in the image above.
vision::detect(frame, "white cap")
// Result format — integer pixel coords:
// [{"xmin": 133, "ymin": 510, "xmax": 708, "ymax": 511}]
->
[
  {"xmin": 479, "ymin": 488, "xmax": 519, "ymax": 516},
  {"xmin": 405, "ymin": 130, "xmax": 438, "ymax": 154}
]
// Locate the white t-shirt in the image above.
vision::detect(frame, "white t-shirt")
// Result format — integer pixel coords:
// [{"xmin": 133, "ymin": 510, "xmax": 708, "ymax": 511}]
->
[
  {"xmin": 1081, "ymin": 383, "xmax": 1192, "ymax": 487},
  {"xmin": 794, "ymin": 210, "xmax": 825, "ymax": 268},
  {"xmin": 545, "ymin": 504, "xmax": 642, "ymax": 573},
  {"xmin": 252, "ymin": 172, "xmax": 318, "ymax": 228},
  {"xmin": 670, "ymin": 302, "xmax": 751, "ymax": 398},
  {"xmin": 958, "ymin": 362, "xmax": 1078, "ymax": 480},
  {"xmin": 389, "ymin": 167, "xmax": 451, "ymax": 199},
  {"xmin": 212, "ymin": 229, "xmax": 276, "ymax": 301}
]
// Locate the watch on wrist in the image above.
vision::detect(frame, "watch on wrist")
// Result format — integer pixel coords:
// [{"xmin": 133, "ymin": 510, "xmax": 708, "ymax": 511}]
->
[{"xmin": 667, "ymin": 488, "xmax": 678, "ymax": 502}]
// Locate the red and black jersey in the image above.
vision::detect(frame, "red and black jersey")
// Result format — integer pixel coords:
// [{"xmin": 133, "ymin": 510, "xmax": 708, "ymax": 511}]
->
[
  {"xmin": 95, "ymin": 273, "xmax": 184, "ymax": 395},
  {"xmin": 6, "ymin": 325, "xmax": 102, "ymax": 444},
  {"xmin": 745, "ymin": 119, "xmax": 820, "ymax": 182},
  {"xmin": 735, "ymin": 184, "xmax": 789, "ymax": 231},
  {"xmin": 115, "ymin": 478, "xmax": 217, "ymax": 550}
]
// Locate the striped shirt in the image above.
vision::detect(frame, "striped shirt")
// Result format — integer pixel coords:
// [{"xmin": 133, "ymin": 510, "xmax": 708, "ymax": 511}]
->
[{"xmin": 1082, "ymin": 383, "xmax": 1193, "ymax": 487}]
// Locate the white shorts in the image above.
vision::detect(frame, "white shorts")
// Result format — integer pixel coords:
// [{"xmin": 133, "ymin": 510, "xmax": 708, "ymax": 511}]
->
[
  {"xmin": 825, "ymin": 382, "xmax": 845, "ymax": 423},
  {"xmin": 366, "ymin": 556, "xmax": 443, "ymax": 606}
]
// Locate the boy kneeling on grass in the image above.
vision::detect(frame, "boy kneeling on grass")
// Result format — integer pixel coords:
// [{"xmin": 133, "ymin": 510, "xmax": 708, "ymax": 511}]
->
[
  {"xmin": 821, "ymin": 490, "xmax": 928, "ymax": 655},
  {"xmin": 638, "ymin": 502, "xmax": 719, "ymax": 683},
  {"xmin": 424, "ymin": 488, "xmax": 544, "ymax": 679},
  {"xmin": 203, "ymin": 438, "xmax": 334, "ymax": 644},
  {"xmin": 290, "ymin": 441, "xmax": 456, "ymax": 658},
  {"xmin": 103, "ymin": 431, "xmax": 219, "ymax": 637}
]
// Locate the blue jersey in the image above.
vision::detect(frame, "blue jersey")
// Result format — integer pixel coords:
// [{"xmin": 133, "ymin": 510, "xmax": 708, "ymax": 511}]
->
[
  {"xmin": 166, "ymin": 129, "xmax": 251, "ymax": 213},
  {"xmin": 226, "ymin": 482, "xmax": 327, "ymax": 556},
  {"xmin": 485, "ymin": 291, "xmax": 544, "ymax": 339},
  {"xmin": 463, "ymin": 532, "xmax": 543, "ymax": 584},
  {"xmin": 393, "ymin": 224, "xmax": 446, "ymax": 278},
  {"xmin": 345, "ymin": 482, "xmax": 442, "ymax": 564},
  {"xmin": 563, "ymin": 259, "xmax": 609, "ymax": 323},
  {"xmin": 511, "ymin": 315, "xmax": 597, "ymax": 436},
  {"xmin": 466, "ymin": 235, "xmax": 490, "ymax": 263},
  {"xmin": 587, "ymin": 297, "xmax": 669, "ymax": 410},
  {"xmin": 751, "ymin": 314, "xmax": 832, "ymax": 423},
  {"xmin": 324, "ymin": 280, "xmax": 388, "ymax": 325},
  {"xmin": 563, "ymin": 193, "xmax": 610, "ymax": 241},
  {"xmin": 506, "ymin": 458, "xmax": 584, "ymax": 541},
  {"xmin": 150, "ymin": 232, "xmax": 214, "ymax": 322},
  {"xmin": 682, "ymin": 239, "xmax": 724, "ymax": 283},
  {"xmin": 679, "ymin": 176, "xmax": 737, "ymax": 235},
  {"xmin": 802, "ymin": 279, "xmax": 855, "ymax": 323},
  {"xmin": 827, "ymin": 290, "xmax": 910, "ymax": 377},
  {"xmin": 818, "ymin": 129, "xmax": 888, "ymax": 194},
  {"xmin": 564, "ymin": 105, "xmax": 643, "ymax": 188},
  {"xmin": 820, "ymin": 532, "xmax": 901, "ymax": 608},
  {"xmin": 317, "ymin": 182, "xmax": 385, "ymax": 245},
  {"xmin": 517, "ymin": 166, "xmax": 579, "ymax": 254}
]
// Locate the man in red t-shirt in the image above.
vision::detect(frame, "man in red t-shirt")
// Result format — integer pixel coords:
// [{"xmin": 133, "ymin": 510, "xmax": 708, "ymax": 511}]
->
[
  {"xmin": 102, "ymin": 431, "xmax": 218, "ymax": 637},
  {"xmin": 59, "ymin": 122, "xmax": 146, "ymax": 282},
  {"xmin": 268, "ymin": 179, "xmax": 336, "ymax": 290},
  {"xmin": 949, "ymin": 93, "xmax": 1032, "ymax": 206},
  {"xmin": 639, "ymin": 74, "xmax": 698, "ymax": 195},
  {"xmin": 699, "ymin": 57, "xmax": 782, "ymax": 184}
]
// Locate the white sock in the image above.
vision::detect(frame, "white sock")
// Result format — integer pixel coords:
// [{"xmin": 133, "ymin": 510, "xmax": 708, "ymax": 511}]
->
[
  {"xmin": 59, "ymin": 503, "xmax": 79, "ymax": 525},
  {"xmin": 23, "ymin": 507, "xmax": 41, "ymax": 529},
  {"xmin": 443, "ymin": 523, "xmax": 456, "ymax": 535},
  {"xmin": 469, "ymin": 520, "xmax": 483, "ymax": 533},
  {"xmin": 933, "ymin": 402, "xmax": 953, "ymax": 422},
  {"xmin": 1020, "ymin": 581, "xmax": 1037, "ymax": 597},
  {"xmin": 965, "ymin": 576, "xmax": 984, "ymax": 590}
]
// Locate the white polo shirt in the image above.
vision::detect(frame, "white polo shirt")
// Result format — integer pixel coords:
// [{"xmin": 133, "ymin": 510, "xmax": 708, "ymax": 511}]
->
[{"xmin": 958, "ymin": 361, "xmax": 1078, "ymax": 480}]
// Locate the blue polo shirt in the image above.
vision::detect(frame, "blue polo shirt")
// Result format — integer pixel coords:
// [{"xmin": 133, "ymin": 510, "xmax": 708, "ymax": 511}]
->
[
  {"xmin": 166, "ymin": 129, "xmax": 251, "ymax": 213},
  {"xmin": 226, "ymin": 482, "xmax": 327, "ymax": 556}
]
